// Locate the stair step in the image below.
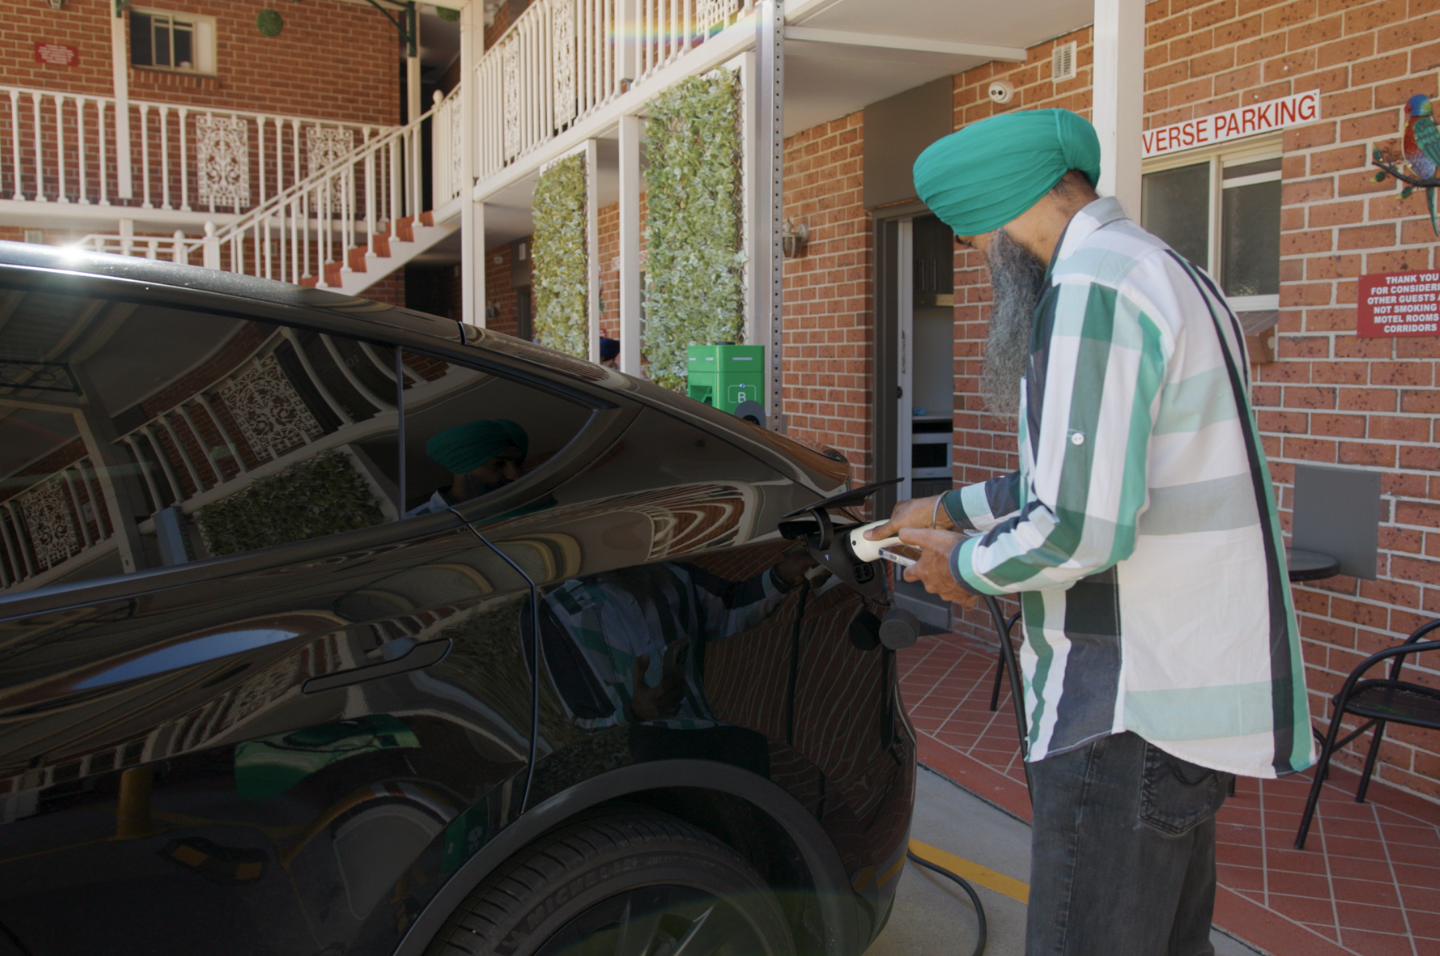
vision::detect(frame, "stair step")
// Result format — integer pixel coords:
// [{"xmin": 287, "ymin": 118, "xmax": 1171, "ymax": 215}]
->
[
  {"xmin": 419, "ymin": 210, "xmax": 434, "ymax": 227},
  {"xmin": 324, "ymin": 260, "xmax": 343, "ymax": 287},
  {"xmin": 347, "ymin": 246, "xmax": 369, "ymax": 273},
  {"xmin": 395, "ymin": 215, "xmax": 415, "ymax": 243},
  {"xmin": 371, "ymin": 234, "xmax": 391, "ymax": 258}
]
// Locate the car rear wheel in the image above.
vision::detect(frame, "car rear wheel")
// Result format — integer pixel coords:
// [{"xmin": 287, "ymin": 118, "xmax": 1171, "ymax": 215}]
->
[{"xmin": 425, "ymin": 809, "xmax": 795, "ymax": 956}]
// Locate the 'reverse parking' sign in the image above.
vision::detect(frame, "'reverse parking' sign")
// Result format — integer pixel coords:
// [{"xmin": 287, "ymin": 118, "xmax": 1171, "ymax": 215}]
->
[{"xmin": 1358, "ymin": 271, "xmax": 1440, "ymax": 338}]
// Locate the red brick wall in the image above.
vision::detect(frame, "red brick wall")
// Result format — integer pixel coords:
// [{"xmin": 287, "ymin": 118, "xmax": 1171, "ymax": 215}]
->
[
  {"xmin": 927, "ymin": 1, "xmax": 1440, "ymax": 801},
  {"xmin": 781, "ymin": 112, "xmax": 873, "ymax": 482},
  {"xmin": 1, "ymin": 0, "xmax": 398, "ymax": 125},
  {"xmin": 485, "ymin": 242, "xmax": 521, "ymax": 338}
]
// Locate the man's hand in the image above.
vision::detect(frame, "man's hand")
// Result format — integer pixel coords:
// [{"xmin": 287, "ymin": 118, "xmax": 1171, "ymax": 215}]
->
[
  {"xmin": 630, "ymin": 652, "xmax": 685, "ymax": 721},
  {"xmin": 896, "ymin": 528, "xmax": 979, "ymax": 609},
  {"xmin": 865, "ymin": 494, "xmax": 955, "ymax": 541}
]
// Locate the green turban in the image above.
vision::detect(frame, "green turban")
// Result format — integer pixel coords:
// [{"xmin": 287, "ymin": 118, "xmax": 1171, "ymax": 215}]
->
[
  {"xmin": 912, "ymin": 109, "xmax": 1101, "ymax": 237},
  {"xmin": 426, "ymin": 419, "xmax": 529, "ymax": 473}
]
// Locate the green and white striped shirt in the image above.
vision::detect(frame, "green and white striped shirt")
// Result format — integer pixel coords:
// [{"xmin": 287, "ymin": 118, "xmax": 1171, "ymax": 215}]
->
[{"xmin": 945, "ymin": 197, "xmax": 1314, "ymax": 779}]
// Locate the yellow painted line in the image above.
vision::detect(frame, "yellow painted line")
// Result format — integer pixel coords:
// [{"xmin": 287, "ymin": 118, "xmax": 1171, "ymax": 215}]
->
[{"xmin": 907, "ymin": 838, "xmax": 1030, "ymax": 904}]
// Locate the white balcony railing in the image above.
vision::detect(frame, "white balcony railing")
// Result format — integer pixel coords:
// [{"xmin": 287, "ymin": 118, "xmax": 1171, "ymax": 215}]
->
[
  {"xmin": 476, "ymin": 0, "xmax": 755, "ymax": 182},
  {"xmin": 1, "ymin": 85, "xmax": 395, "ymax": 215},
  {"xmin": 76, "ymin": 99, "xmax": 436, "ymax": 289}
]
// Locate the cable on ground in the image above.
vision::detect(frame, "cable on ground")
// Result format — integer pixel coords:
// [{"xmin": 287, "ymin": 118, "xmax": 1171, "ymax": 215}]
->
[{"xmin": 905, "ymin": 848, "xmax": 988, "ymax": 956}]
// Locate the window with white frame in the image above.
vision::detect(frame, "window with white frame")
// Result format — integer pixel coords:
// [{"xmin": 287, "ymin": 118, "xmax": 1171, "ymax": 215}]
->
[
  {"xmin": 130, "ymin": 8, "xmax": 216, "ymax": 74},
  {"xmin": 1141, "ymin": 135, "xmax": 1282, "ymax": 315}
]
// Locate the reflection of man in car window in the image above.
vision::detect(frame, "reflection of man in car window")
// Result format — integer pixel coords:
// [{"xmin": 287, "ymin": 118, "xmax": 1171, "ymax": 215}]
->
[
  {"xmin": 539, "ymin": 552, "xmax": 816, "ymax": 731},
  {"xmin": 407, "ymin": 419, "xmax": 528, "ymax": 516}
]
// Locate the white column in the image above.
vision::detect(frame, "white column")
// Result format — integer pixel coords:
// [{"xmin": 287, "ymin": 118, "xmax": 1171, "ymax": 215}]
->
[
  {"xmin": 1093, "ymin": 0, "xmax": 1143, "ymax": 218},
  {"xmin": 461, "ymin": 0, "xmax": 481, "ymax": 326},
  {"xmin": 111, "ymin": 8, "xmax": 133, "ymax": 199},
  {"xmin": 585, "ymin": 138, "xmax": 601, "ymax": 363},
  {"xmin": 407, "ymin": 11, "xmax": 422, "ymax": 125},
  {"xmin": 618, "ymin": 113, "xmax": 642, "ymax": 375}
]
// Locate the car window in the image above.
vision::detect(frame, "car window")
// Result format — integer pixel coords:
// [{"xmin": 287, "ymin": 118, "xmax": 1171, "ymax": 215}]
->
[
  {"xmin": 0, "ymin": 290, "xmax": 590, "ymax": 598},
  {"xmin": 396, "ymin": 351, "xmax": 592, "ymax": 519}
]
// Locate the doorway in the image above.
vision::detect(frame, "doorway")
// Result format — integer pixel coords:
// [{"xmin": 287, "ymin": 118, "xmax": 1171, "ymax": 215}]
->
[{"xmin": 874, "ymin": 213, "xmax": 955, "ymax": 629}]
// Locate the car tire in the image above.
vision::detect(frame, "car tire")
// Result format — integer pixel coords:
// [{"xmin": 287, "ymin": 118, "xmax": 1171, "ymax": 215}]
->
[{"xmin": 425, "ymin": 809, "xmax": 796, "ymax": 956}]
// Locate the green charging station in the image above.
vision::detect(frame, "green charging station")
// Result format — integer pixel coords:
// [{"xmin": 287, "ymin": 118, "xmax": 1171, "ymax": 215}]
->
[{"xmin": 685, "ymin": 344, "xmax": 764, "ymax": 413}]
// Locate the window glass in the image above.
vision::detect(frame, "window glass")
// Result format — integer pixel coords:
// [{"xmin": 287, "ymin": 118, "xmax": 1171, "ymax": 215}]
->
[
  {"xmin": 397, "ymin": 353, "xmax": 592, "ymax": 519},
  {"xmin": 130, "ymin": 9, "xmax": 209, "ymax": 72},
  {"xmin": 1221, "ymin": 179, "xmax": 1281, "ymax": 298},
  {"xmin": 0, "ymin": 291, "xmax": 594, "ymax": 598},
  {"xmin": 1223, "ymin": 158, "xmax": 1282, "ymax": 179},
  {"xmin": 1140, "ymin": 162, "xmax": 1210, "ymax": 270},
  {"xmin": 0, "ymin": 296, "xmax": 404, "ymax": 595}
]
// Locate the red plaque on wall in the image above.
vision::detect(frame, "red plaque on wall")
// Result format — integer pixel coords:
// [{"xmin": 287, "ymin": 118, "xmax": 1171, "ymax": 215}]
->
[
  {"xmin": 1357, "ymin": 270, "xmax": 1440, "ymax": 338},
  {"xmin": 33, "ymin": 43, "xmax": 78, "ymax": 67}
]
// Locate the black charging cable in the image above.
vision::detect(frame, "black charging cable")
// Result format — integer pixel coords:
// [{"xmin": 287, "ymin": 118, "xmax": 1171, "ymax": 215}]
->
[
  {"xmin": 905, "ymin": 848, "xmax": 988, "ymax": 956},
  {"xmin": 452, "ymin": 512, "xmax": 542, "ymax": 813}
]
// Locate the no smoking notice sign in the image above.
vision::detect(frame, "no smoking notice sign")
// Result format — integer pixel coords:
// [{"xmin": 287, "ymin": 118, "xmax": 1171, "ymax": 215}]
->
[{"xmin": 1358, "ymin": 270, "xmax": 1440, "ymax": 338}]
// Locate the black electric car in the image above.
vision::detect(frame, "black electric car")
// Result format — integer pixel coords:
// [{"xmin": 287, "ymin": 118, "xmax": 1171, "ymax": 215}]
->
[{"xmin": 0, "ymin": 242, "xmax": 915, "ymax": 956}]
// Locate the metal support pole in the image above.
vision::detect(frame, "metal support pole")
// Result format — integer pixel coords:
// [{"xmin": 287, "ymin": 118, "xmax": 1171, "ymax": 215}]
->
[
  {"xmin": 460, "ymin": 0, "xmax": 481, "ymax": 325},
  {"xmin": 755, "ymin": 0, "xmax": 785, "ymax": 432}
]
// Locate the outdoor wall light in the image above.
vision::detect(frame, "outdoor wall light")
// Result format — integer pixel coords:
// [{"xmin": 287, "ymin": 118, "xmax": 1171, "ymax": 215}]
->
[
  {"xmin": 47, "ymin": 0, "xmax": 64, "ymax": 9},
  {"xmin": 782, "ymin": 219, "xmax": 808, "ymax": 258}
]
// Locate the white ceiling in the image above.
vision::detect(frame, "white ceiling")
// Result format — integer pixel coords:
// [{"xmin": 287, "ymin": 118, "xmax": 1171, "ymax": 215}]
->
[{"xmin": 783, "ymin": 0, "xmax": 1095, "ymax": 135}]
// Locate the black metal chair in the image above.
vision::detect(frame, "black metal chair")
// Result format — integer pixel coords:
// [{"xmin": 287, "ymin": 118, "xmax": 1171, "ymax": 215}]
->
[{"xmin": 1295, "ymin": 617, "xmax": 1440, "ymax": 849}]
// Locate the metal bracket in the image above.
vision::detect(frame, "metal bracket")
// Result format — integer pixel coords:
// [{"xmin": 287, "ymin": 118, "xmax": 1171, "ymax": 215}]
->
[
  {"xmin": 363, "ymin": 0, "xmax": 418, "ymax": 58},
  {"xmin": 114, "ymin": 0, "xmax": 133, "ymax": 14}
]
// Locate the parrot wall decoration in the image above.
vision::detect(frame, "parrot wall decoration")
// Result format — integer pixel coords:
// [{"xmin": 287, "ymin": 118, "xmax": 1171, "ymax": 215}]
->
[{"xmin": 1372, "ymin": 93, "xmax": 1440, "ymax": 235}]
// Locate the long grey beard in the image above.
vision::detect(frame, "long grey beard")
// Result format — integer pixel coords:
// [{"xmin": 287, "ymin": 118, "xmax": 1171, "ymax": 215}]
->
[{"xmin": 980, "ymin": 228, "xmax": 1049, "ymax": 418}]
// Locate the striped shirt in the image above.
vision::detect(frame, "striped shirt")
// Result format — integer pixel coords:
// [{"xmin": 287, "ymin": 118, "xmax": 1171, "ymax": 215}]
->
[{"xmin": 944, "ymin": 197, "xmax": 1314, "ymax": 779}]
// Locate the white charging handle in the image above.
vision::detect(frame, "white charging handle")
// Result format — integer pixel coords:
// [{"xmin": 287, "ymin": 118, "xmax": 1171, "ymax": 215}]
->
[{"xmin": 847, "ymin": 519, "xmax": 900, "ymax": 564}]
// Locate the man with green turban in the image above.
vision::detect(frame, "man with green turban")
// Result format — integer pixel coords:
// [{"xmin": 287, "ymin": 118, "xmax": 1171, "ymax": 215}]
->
[
  {"xmin": 406, "ymin": 418, "xmax": 530, "ymax": 516},
  {"xmin": 867, "ymin": 109, "xmax": 1311, "ymax": 955}
]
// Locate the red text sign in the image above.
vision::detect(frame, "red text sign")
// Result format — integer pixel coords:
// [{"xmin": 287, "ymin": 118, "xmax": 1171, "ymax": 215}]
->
[
  {"xmin": 1142, "ymin": 91, "xmax": 1319, "ymax": 158},
  {"xmin": 33, "ymin": 43, "xmax": 78, "ymax": 67},
  {"xmin": 1358, "ymin": 271, "xmax": 1440, "ymax": 338}
]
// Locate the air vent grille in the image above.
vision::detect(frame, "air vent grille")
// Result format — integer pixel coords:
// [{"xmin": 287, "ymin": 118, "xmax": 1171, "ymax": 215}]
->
[{"xmin": 1052, "ymin": 42, "xmax": 1077, "ymax": 82}]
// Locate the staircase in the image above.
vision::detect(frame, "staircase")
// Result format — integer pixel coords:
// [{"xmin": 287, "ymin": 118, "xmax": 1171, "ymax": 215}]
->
[{"xmin": 76, "ymin": 90, "xmax": 460, "ymax": 298}]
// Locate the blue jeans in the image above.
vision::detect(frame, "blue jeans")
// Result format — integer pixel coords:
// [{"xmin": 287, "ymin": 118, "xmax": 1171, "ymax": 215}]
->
[{"xmin": 1026, "ymin": 731, "xmax": 1233, "ymax": 956}]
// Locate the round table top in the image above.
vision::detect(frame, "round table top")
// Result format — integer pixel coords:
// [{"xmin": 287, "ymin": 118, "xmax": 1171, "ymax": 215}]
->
[{"xmin": 1287, "ymin": 547, "xmax": 1340, "ymax": 582}]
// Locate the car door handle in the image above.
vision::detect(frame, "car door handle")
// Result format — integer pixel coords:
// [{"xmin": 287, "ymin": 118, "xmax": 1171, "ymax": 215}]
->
[{"xmin": 302, "ymin": 638, "xmax": 451, "ymax": 694}]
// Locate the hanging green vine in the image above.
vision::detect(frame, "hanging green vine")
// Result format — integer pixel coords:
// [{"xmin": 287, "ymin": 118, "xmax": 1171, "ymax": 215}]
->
[
  {"xmin": 196, "ymin": 451, "xmax": 383, "ymax": 557},
  {"xmin": 643, "ymin": 69, "xmax": 744, "ymax": 391},
  {"xmin": 531, "ymin": 153, "xmax": 589, "ymax": 358}
]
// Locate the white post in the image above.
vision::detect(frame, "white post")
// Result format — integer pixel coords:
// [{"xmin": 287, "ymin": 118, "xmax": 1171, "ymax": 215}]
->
[
  {"xmin": 111, "ymin": 7, "xmax": 133, "ymax": 199},
  {"xmin": 586, "ymin": 138, "xmax": 600, "ymax": 363},
  {"xmin": 461, "ymin": 0, "xmax": 481, "ymax": 326},
  {"xmin": 1093, "ymin": 0, "xmax": 1143, "ymax": 218},
  {"xmin": 618, "ymin": 0, "xmax": 639, "ymax": 88},
  {"xmin": 407, "ymin": 11, "xmax": 423, "ymax": 127},
  {"xmin": 618, "ymin": 113, "xmax": 642, "ymax": 375}
]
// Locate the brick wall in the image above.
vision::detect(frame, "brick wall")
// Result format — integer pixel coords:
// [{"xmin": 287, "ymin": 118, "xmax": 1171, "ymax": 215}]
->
[
  {"xmin": 1, "ymin": 0, "xmax": 398, "ymax": 125},
  {"xmin": 781, "ymin": 112, "xmax": 874, "ymax": 480},
  {"xmin": 925, "ymin": 0, "xmax": 1440, "ymax": 801}
]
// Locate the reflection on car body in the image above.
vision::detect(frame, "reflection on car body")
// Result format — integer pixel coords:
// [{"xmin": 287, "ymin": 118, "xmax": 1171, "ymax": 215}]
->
[{"xmin": 0, "ymin": 243, "xmax": 914, "ymax": 956}]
